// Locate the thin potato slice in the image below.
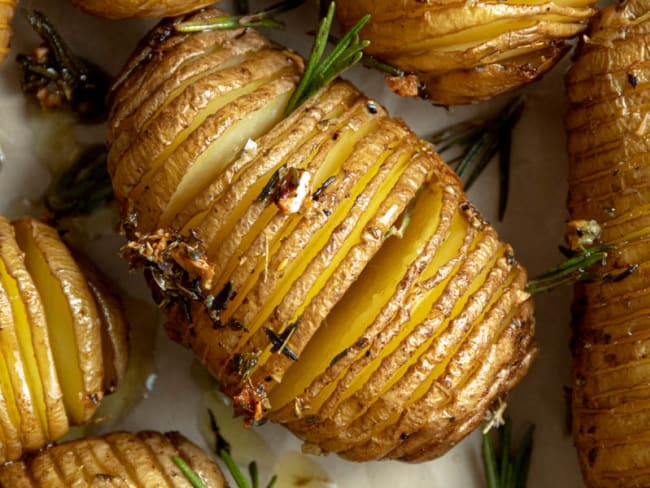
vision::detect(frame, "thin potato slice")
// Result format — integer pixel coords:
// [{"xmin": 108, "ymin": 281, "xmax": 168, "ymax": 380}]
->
[
  {"xmin": 70, "ymin": 0, "xmax": 216, "ymax": 19},
  {"xmin": 13, "ymin": 218, "xmax": 103, "ymax": 425}
]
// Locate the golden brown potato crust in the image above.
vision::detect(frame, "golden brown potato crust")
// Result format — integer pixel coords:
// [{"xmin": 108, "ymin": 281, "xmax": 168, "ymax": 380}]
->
[
  {"xmin": 110, "ymin": 8, "xmax": 536, "ymax": 462},
  {"xmin": 0, "ymin": 0, "xmax": 16, "ymax": 64},
  {"xmin": 336, "ymin": 0, "xmax": 596, "ymax": 105},
  {"xmin": 70, "ymin": 0, "xmax": 215, "ymax": 19},
  {"xmin": 0, "ymin": 431, "xmax": 227, "ymax": 487},
  {"xmin": 566, "ymin": 1, "xmax": 650, "ymax": 486}
]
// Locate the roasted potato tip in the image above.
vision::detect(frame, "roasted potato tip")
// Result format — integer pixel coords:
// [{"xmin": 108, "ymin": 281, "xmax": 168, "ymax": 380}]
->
[
  {"xmin": 0, "ymin": 430, "xmax": 227, "ymax": 487},
  {"xmin": 0, "ymin": 0, "xmax": 16, "ymax": 64},
  {"xmin": 0, "ymin": 216, "xmax": 129, "ymax": 464},
  {"xmin": 336, "ymin": 0, "xmax": 597, "ymax": 105},
  {"xmin": 566, "ymin": 0, "xmax": 650, "ymax": 486},
  {"xmin": 110, "ymin": 8, "xmax": 536, "ymax": 462},
  {"xmin": 69, "ymin": 0, "xmax": 216, "ymax": 19}
]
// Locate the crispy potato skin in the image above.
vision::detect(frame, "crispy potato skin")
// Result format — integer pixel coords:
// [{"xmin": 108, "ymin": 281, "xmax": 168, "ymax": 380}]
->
[
  {"xmin": 566, "ymin": 1, "xmax": 650, "ymax": 485},
  {"xmin": 336, "ymin": 0, "xmax": 596, "ymax": 105},
  {"xmin": 0, "ymin": 0, "xmax": 16, "ymax": 64},
  {"xmin": 69, "ymin": 0, "xmax": 215, "ymax": 19},
  {"xmin": 110, "ymin": 8, "xmax": 536, "ymax": 462},
  {"xmin": 0, "ymin": 431, "xmax": 227, "ymax": 487},
  {"xmin": 0, "ymin": 216, "xmax": 130, "ymax": 464}
]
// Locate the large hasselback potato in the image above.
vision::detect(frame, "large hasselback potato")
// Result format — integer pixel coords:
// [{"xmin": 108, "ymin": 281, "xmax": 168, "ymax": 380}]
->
[
  {"xmin": 336, "ymin": 0, "xmax": 597, "ymax": 105},
  {"xmin": 0, "ymin": 0, "xmax": 15, "ymax": 64},
  {"xmin": 109, "ymin": 9, "xmax": 536, "ymax": 462},
  {"xmin": 0, "ymin": 430, "xmax": 227, "ymax": 487},
  {"xmin": 0, "ymin": 215, "xmax": 128, "ymax": 464},
  {"xmin": 69, "ymin": 0, "xmax": 216, "ymax": 19},
  {"xmin": 566, "ymin": 0, "xmax": 650, "ymax": 485}
]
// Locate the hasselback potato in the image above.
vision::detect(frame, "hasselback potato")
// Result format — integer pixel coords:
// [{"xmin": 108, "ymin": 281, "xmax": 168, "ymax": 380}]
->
[
  {"xmin": 0, "ymin": 430, "xmax": 227, "ymax": 487},
  {"xmin": 0, "ymin": 215, "xmax": 128, "ymax": 464},
  {"xmin": 0, "ymin": 0, "xmax": 15, "ymax": 64},
  {"xmin": 69, "ymin": 0, "xmax": 216, "ymax": 19},
  {"xmin": 109, "ymin": 9, "xmax": 536, "ymax": 462},
  {"xmin": 336, "ymin": 0, "xmax": 597, "ymax": 105},
  {"xmin": 566, "ymin": 0, "xmax": 650, "ymax": 485}
]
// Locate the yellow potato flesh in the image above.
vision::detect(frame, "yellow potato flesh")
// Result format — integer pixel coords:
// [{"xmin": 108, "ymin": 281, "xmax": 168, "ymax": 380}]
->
[
  {"xmin": 269, "ymin": 187, "xmax": 469, "ymax": 411},
  {"xmin": 222, "ymin": 118, "xmax": 384, "ymax": 352},
  {"xmin": 215, "ymin": 116, "xmax": 380, "ymax": 324},
  {"xmin": 251, "ymin": 134, "xmax": 407, "ymax": 373},
  {"xmin": 161, "ymin": 89, "xmax": 293, "ymax": 225},
  {"xmin": 0, "ymin": 259, "xmax": 48, "ymax": 439},
  {"xmin": 15, "ymin": 229, "xmax": 87, "ymax": 425}
]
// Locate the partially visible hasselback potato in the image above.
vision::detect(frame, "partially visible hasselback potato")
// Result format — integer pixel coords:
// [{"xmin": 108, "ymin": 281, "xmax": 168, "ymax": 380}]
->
[
  {"xmin": 0, "ymin": 0, "xmax": 16, "ymax": 64},
  {"xmin": 336, "ymin": 0, "xmax": 597, "ymax": 105},
  {"xmin": 0, "ymin": 215, "xmax": 128, "ymax": 464},
  {"xmin": 110, "ymin": 8, "xmax": 536, "ymax": 462},
  {"xmin": 69, "ymin": 0, "xmax": 216, "ymax": 19},
  {"xmin": 0, "ymin": 430, "xmax": 227, "ymax": 487},
  {"xmin": 566, "ymin": 0, "xmax": 650, "ymax": 486}
]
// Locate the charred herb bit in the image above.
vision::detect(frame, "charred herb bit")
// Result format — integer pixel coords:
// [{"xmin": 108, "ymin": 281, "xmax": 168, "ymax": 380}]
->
[
  {"xmin": 230, "ymin": 352, "xmax": 260, "ymax": 381},
  {"xmin": 312, "ymin": 175, "xmax": 336, "ymax": 201},
  {"xmin": 285, "ymin": 2, "xmax": 370, "ymax": 115},
  {"xmin": 482, "ymin": 417, "xmax": 534, "ymax": 488},
  {"xmin": 45, "ymin": 144, "xmax": 113, "ymax": 221},
  {"xmin": 329, "ymin": 347, "xmax": 349, "ymax": 366},
  {"xmin": 17, "ymin": 10, "xmax": 111, "ymax": 121},
  {"xmin": 256, "ymin": 164, "xmax": 286, "ymax": 202},
  {"xmin": 173, "ymin": 456, "xmax": 208, "ymax": 488},
  {"xmin": 175, "ymin": 0, "xmax": 306, "ymax": 32},
  {"xmin": 122, "ymin": 229, "xmax": 226, "ymax": 324},
  {"xmin": 263, "ymin": 320, "xmax": 299, "ymax": 361},
  {"xmin": 431, "ymin": 95, "xmax": 525, "ymax": 221}
]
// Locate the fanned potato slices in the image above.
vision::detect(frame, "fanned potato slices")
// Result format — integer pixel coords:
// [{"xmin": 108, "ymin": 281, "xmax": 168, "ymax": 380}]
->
[
  {"xmin": 0, "ymin": 216, "xmax": 129, "ymax": 463},
  {"xmin": 0, "ymin": 0, "xmax": 15, "ymax": 65},
  {"xmin": 111, "ymin": 8, "xmax": 536, "ymax": 462},
  {"xmin": 0, "ymin": 431, "xmax": 227, "ymax": 487},
  {"xmin": 336, "ymin": 0, "xmax": 597, "ymax": 104},
  {"xmin": 566, "ymin": 1, "xmax": 650, "ymax": 486}
]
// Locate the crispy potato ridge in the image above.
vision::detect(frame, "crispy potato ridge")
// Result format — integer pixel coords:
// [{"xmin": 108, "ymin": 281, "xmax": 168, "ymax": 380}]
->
[
  {"xmin": 109, "ymin": 8, "xmax": 536, "ymax": 462},
  {"xmin": 0, "ymin": 431, "xmax": 227, "ymax": 487},
  {"xmin": 566, "ymin": 0, "xmax": 650, "ymax": 486},
  {"xmin": 0, "ymin": 0, "xmax": 16, "ymax": 64},
  {"xmin": 69, "ymin": 0, "xmax": 216, "ymax": 19},
  {"xmin": 336, "ymin": 0, "xmax": 597, "ymax": 105},
  {"xmin": 0, "ymin": 216, "xmax": 129, "ymax": 464}
]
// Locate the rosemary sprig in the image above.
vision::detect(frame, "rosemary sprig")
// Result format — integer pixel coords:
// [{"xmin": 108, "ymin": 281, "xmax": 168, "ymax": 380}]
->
[
  {"xmin": 209, "ymin": 409, "xmax": 278, "ymax": 488},
  {"xmin": 17, "ymin": 10, "xmax": 110, "ymax": 121},
  {"xmin": 175, "ymin": 0, "xmax": 306, "ymax": 32},
  {"xmin": 45, "ymin": 144, "xmax": 113, "ymax": 221},
  {"xmin": 173, "ymin": 455, "xmax": 208, "ymax": 488},
  {"xmin": 319, "ymin": 33, "xmax": 404, "ymax": 77},
  {"xmin": 284, "ymin": 2, "xmax": 370, "ymax": 115},
  {"xmin": 431, "ymin": 96, "xmax": 524, "ymax": 220},
  {"xmin": 525, "ymin": 244, "xmax": 611, "ymax": 295},
  {"xmin": 482, "ymin": 417, "xmax": 534, "ymax": 488}
]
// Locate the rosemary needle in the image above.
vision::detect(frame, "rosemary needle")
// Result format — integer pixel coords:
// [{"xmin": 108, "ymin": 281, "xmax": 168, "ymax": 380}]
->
[
  {"xmin": 173, "ymin": 455, "xmax": 208, "ymax": 488},
  {"xmin": 482, "ymin": 418, "xmax": 534, "ymax": 488},
  {"xmin": 284, "ymin": 2, "xmax": 370, "ymax": 115},
  {"xmin": 175, "ymin": 0, "xmax": 306, "ymax": 32}
]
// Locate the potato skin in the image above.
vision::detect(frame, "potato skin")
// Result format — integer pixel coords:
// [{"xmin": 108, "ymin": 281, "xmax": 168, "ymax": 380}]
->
[
  {"xmin": 566, "ymin": 1, "xmax": 650, "ymax": 486},
  {"xmin": 69, "ymin": 0, "xmax": 216, "ymax": 19},
  {"xmin": 336, "ymin": 0, "xmax": 596, "ymax": 105},
  {"xmin": 0, "ymin": 431, "xmax": 227, "ymax": 487},
  {"xmin": 0, "ymin": 0, "xmax": 16, "ymax": 64},
  {"xmin": 111, "ymin": 8, "xmax": 536, "ymax": 462}
]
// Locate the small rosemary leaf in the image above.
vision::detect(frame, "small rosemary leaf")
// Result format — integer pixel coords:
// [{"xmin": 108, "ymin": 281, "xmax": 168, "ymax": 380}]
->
[
  {"xmin": 267, "ymin": 475, "xmax": 278, "ymax": 488},
  {"xmin": 219, "ymin": 449, "xmax": 251, "ymax": 488},
  {"xmin": 498, "ymin": 124, "xmax": 511, "ymax": 222},
  {"xmin": 208, "ymin": 408, "xmax": 231, "ymax": 454},
  {"xmin": 361, "ymin": 54, "xmax": 404, "ymax": 77},
  {"xmin": 173, "ymin": 456, "xmax": 208, "ymax": 488},
  {"xmin": 316, "ymin": 14, "xmax": 370, "ymax": 81},
  {"xmin": 499, "ymin": 418, "xmax": 512, "ymax": 488},
  {"xmin": 456, "ymin": 131, "xmax": 490, "ymax": 179},
  {"xmin": 482, "ymin": 430, "xmax": 500, "ymax": 488},
  {"xmin": 512, "ymin": 426, "xmax": 534, "ymax": 488},
  {"xmin": 463, "ymin": 135, "xmax": 499, "ymax": 191}
]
